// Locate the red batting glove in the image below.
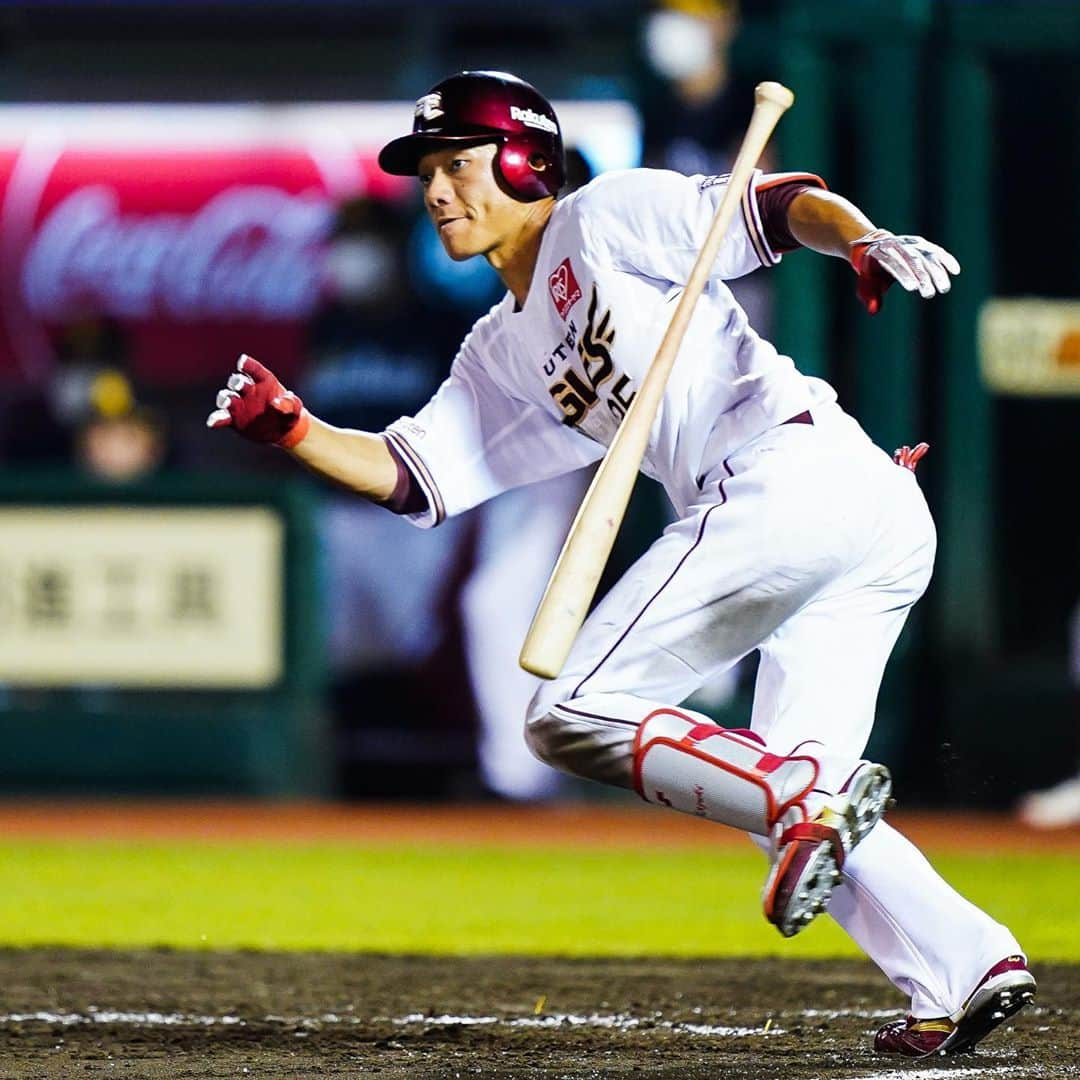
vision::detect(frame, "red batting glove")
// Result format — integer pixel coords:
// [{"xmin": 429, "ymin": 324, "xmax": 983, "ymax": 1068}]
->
[
  {"xmin": 206, "ymin": 354, "xmax": 310, "ymax": 449},
  {"xmin": 893, "ymin": 442, "xmax": 929, "ymax": 472}
]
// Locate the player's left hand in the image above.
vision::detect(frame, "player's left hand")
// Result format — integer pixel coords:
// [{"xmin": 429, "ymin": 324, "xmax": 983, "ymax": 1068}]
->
[{"xmin": 849, "ymin": 230, "xmax": 960, "ymax": 315}]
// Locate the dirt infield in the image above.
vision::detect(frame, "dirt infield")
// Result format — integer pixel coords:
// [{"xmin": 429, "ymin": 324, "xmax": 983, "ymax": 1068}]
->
[{"xmin": 0, "ymin": 951, "xmax": 1074, "ymax": 1079}]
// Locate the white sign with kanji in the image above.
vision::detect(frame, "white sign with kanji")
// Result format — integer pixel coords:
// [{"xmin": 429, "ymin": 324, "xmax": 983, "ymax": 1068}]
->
[{"xmin": 0, "ymin": 507, "xmax": 282, "ymax": 687}]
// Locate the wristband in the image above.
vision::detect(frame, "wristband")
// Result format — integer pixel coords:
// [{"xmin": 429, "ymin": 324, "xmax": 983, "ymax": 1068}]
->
[
  {"xmin": 848, "ymin": 229, "xmax": 892, "ymax": 272},
  {"xmin": 276, "ymin": 408, "xmax": 311, "ymax": 449}
]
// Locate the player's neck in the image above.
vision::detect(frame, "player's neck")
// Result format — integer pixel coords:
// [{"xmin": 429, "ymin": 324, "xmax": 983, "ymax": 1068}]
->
[{"xmin": 486, "ymin": 198, "xmax": 556, "ymax": 308}]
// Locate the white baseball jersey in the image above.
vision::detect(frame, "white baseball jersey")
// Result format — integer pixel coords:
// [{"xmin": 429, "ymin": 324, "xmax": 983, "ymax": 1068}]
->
[{"xmin": 384, "ymin": 167, "xmax": 836, "ymax": 527}]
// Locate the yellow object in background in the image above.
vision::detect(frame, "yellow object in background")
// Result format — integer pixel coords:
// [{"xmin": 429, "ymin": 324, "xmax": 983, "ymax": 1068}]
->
[
  {"xmin": 979, "ymin": 298, "xmax": 1080, "ymax": 396},
  {"xmin": 89, "ymin": 369, "xmax": 136, "ymax": 419},
  {"xmin": 660, "ymin": 0, "xmax": 737, "ymax": 16}
]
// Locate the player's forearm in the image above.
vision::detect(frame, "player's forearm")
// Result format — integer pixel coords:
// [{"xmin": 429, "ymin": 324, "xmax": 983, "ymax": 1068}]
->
[
  {"xmin": 286, "ymin": 417, "xmax": 398, "ymax": 503},
  {"xmin": 786, "ymin": 189, "xmax": 876, "ymax": 259}
]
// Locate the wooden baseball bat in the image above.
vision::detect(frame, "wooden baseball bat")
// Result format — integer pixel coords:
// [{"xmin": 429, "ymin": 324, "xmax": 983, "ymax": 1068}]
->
[{"xmin": 519, "ymin": 81, "xmax": 795, "ymax": 679}]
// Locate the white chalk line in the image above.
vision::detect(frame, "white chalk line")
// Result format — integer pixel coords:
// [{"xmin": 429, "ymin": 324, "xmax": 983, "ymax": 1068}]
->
[
  {"xmin": 796, "ymin": 1008, "xmax": 897, "ymax": 1020},
  {"xmin": 0, "ymin": 1007, "xmax": 781, "ymax": 1038},
  {"xmin": 3, "ymin": 1003, "xmax": 1062, "ymax": 1069},
  {"xmin": 0, "ymin": 1009, "xmax": 244, "ymax": 1027},
  {"xmin": 820, "ymin": 1068, "xmax": 1075, "ymax": 1080},
  {"xmin": 391, "ymin": 1011, "xmax": 780, "ymax": 1037}
]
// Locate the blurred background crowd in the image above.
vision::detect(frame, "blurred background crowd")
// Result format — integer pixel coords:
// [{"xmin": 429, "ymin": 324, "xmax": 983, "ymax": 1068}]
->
[{"xmin": 0, "ymin": 0, "xmax": 1076, "ymax": 822}]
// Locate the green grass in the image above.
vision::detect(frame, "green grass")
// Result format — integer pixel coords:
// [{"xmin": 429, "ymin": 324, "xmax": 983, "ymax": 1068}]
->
[{"xmin": 1, "ymin": 842, "xmax": 1076, "ymax": 959}]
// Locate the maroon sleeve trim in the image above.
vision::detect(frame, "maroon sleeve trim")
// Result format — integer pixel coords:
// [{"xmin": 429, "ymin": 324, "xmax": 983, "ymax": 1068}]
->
[
  {"xmin": 740, "ymin": 180, "xmax": 772, "ymax": 267},
  {"xmin": 758, "ymin": 182, "xmax": 813, "ymax": 254},
  {"xmin": 754, "ymin": 172, "xmax": 828, "ymax": 255},
  {"xmin": 380, "ymin": 434, "xmax": 432, "ymax": 517}
]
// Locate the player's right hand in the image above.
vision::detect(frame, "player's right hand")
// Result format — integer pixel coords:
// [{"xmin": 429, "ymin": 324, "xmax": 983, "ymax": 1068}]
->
[
  {"xmin": 206, "ymin": 354, "xmax": 310, "ymax": 448},
  {"xmin": 893, "ymin": 442, "xmax": 929, "ymax": 472}
]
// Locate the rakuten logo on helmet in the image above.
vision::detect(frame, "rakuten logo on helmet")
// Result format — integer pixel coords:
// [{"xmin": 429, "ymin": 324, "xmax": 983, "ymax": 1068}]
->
[
  {"xmin": 509, "ymin": 106, "xmax": 557, "ymax": 135},
  {"xmin": 21, "ymin": 185, "xmax": 331, "ymax": 322}
]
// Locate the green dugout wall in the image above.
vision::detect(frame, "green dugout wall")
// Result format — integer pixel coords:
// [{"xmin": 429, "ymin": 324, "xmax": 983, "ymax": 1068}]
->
[
  {"xmin": 0, "ymin": 473, "xmax": 328, "ymax": 795},
  {"xmin": 757, "ymin": 0, "xmax": 1080, "ymax": 792}
]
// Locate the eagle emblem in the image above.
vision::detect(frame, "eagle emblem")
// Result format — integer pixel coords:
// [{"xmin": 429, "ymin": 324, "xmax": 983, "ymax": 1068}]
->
[{"xmin": 415, "ymin": 93, "xmax": 444, "ymax": 123}]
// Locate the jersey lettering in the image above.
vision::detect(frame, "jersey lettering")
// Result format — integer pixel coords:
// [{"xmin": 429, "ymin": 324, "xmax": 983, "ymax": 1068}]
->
[
  {"xmin": 579, "ymin": 284, "xmax": 614, "ymax": 392},
  {"xmin": 548, "ymin": 284, "xmax": 636, "ymax": 427},
  {"xmin": 542, "ymin": 321, "xmax": 577, "ymax": 377}
]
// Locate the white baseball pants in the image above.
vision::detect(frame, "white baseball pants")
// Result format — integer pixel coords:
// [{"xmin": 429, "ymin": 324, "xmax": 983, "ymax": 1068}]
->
[{"xmin": 526, "ymin": 401, "xmax": 1021, "ymax": 1016}]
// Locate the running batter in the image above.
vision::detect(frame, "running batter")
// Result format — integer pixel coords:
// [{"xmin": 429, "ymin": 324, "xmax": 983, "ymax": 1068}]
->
[{"xmin": 208, "ymin": 71, "xmax": 1035, "ymax": 1057}]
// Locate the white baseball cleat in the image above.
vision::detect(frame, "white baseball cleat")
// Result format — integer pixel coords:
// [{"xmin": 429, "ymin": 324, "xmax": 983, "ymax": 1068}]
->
[{"xmin": 762, "ymin": 762, "xmax": 892, "ymax": 938}]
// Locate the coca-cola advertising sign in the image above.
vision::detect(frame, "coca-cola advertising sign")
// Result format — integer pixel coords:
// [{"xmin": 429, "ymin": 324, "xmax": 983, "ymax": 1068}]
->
[
  {"xmin": 23, "ymin": 184, "xmax": 326, "ymax": 324},
  {"xmin": 0, "ymin": 104, "xmax": 411, "ymax": 385}
]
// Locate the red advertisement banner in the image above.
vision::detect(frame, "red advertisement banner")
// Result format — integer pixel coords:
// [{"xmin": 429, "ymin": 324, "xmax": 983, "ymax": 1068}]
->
[{"xmin": 0, "ymin": 110, "xmax": 410, "ymax": 385}]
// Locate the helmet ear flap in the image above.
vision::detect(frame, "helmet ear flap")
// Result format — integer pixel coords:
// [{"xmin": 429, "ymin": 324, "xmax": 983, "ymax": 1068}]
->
[
  {"xmin": 496, "ymin": 138, "xmax": 561, "ymax": 201},
  {"xmin": 528, "ymin": 152, "xmax": 551, "ymax": 173}
]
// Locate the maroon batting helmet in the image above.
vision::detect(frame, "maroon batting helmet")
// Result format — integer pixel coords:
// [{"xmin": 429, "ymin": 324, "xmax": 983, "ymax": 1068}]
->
[{"xmin": 378, "ymin": 71, "xmax": 565, "ymax": 201}]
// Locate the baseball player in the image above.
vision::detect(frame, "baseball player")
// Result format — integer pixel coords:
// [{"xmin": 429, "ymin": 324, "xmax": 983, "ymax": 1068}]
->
[{"xmin": 209, "ymin": 71, "xmax": 1035, "ymax": 1056}]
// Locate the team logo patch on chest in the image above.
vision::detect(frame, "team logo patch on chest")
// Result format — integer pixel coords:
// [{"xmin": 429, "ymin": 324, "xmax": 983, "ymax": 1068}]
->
[{"xmin": 548, "ymin": 257, "xmax": 582, "ymax": 320}]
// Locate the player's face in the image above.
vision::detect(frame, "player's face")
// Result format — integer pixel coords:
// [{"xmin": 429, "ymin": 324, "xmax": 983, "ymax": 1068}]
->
[{"xmin": 418, "ymin": 143, "xmax": 525, "ymax": 262}]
